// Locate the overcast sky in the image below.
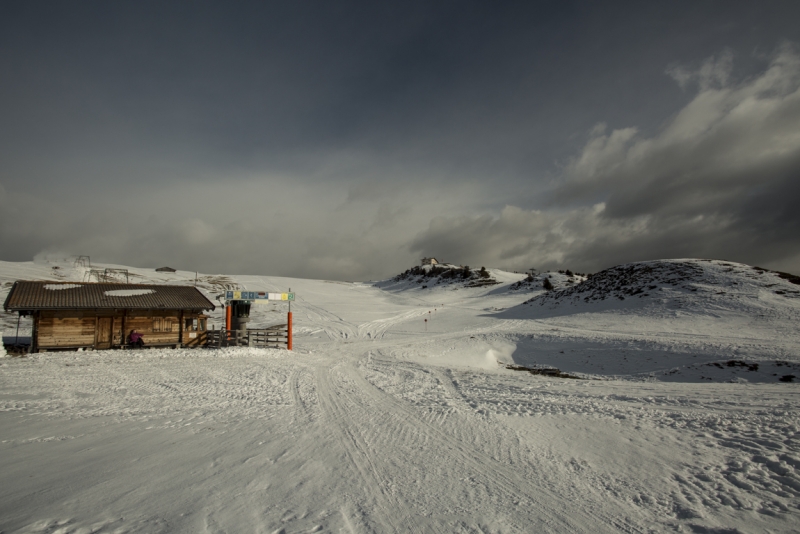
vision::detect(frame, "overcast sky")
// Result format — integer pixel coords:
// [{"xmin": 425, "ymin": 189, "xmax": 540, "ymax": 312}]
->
[{"xmin": 2, "ymin": 1, "xmax": 799, "ymax": 280}]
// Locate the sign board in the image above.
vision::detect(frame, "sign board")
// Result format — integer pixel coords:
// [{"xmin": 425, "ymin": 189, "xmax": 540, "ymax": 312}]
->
[{"xmin": 225, "ymin": 291, "xmax": 294, "ymax": 302}]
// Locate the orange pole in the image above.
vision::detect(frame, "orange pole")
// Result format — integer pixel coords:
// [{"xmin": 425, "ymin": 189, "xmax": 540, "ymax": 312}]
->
[
  {"xmin": 225, "ymin": 305, "xmax": 231, "ymax": 334},
  {"xmin": 287, "ymin": 311, "xmax": 292, "ymax": 351}
]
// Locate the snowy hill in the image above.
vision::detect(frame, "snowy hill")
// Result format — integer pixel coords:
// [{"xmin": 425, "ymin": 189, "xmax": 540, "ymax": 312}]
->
[
  {"xmin": 376, "ymin": 263, "xmax": 592, "ymax": 295},
  {"xmin": 508, "ymin": 269, "xmax": 588, "ymax": 293},
  {"xmin": 522, "ymin": 258, "xmax": 800, "ymax": 315},
  {"xmin": 4, "ymin": 257, "xmax": 800, "ymax": 384},
  {"xmin": 494, "ymin": 259, "xmax": 800, "ymax": 383},
  {"xmin": 375, "ymin": 263, "xmax": 508, "ymax": 290}
]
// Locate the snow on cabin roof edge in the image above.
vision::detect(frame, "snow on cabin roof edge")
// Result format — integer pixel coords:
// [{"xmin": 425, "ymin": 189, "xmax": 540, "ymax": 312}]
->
[{"xmin": 3, "ymin": 281, "xmax": 215, "ymax": 311}]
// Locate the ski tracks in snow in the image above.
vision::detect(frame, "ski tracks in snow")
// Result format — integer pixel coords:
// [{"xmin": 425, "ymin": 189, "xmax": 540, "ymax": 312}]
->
[
  {"xmin": 299, "ymin": 300, "xmax": 358, "ymax": 341},
  {"xmin": 356, "ymin": 309, "xmax": 432, "ymax": 340},
  {"xmin": 2, "ymin": 345, "xmax": 798, "ymax": 532},
  {"xmin": 314, "ymin": 359, "xmax": 429, "ymax": 533},
  {"xmin": 314, "ymin": 351, "xmax": 638, "ymax": 533}
]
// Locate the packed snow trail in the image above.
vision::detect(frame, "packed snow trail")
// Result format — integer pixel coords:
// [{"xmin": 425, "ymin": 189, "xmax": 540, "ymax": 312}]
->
[
  {"xmin": 314, "ymin": 352, "xmax": 634, "ymax": 533},
  {"xmin": 2, "ymin": 345, "xmax": 798, "ymax": 532},
  {"xmin": 0, "ymin": 349, "xmax": 647, "ymax": 533}
]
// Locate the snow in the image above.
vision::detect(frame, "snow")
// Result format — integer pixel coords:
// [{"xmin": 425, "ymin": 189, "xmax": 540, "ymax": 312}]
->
[
  {"xmin": 43, "ymin": 283, "xmax": 82, "ymax": 290},
  {"xmin": 104, "ymin": 289, "xmax": 155, "ymax": 297},
  {"xmin": 0, "ymin": 257, "xmax": 798, "ymax": 533}
]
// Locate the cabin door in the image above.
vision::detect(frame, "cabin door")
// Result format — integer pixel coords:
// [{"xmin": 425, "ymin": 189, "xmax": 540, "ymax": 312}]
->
[
  {"xmin": 183, "ymin": 316, "xmax": 207, "ymax": 347},
  {"xmin": 96, "ymin": 317, "xmax": 113, "ymax": 349}
]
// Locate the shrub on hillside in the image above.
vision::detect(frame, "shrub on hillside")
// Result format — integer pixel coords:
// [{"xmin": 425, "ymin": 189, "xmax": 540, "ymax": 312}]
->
[
  {"xmin": 543, "ymin": 277, "xmax": 554, "ymax": 291},
  {"xmin": 427, "ymin": 266, "xmax": 445, "ymax": 277}
]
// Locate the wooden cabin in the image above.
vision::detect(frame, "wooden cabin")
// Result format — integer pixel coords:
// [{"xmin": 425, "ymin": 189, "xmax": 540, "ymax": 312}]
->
[{"xmin": 3, "ymin": 281, "xmax": 215, "ymax": 353}]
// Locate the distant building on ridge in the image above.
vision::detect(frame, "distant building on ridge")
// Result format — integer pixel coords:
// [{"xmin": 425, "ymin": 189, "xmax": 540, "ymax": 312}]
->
[
  {"xmin": 421, "ymin": 257, "xmax": 439, "ymax": 266},
  {"xmin": 155, "ymin": 266, "xmax": 177, "ymax": 273}
]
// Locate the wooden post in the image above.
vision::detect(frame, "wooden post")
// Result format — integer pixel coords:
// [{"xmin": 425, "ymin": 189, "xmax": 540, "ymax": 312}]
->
[
  {"xmin": 287, "ymin": 287, "xmax": 292, "ymax": 351},
  {"xmin": 287, "ymin": 312, "xmax": 292, "ymax": 351},
  {"xmin": 31, "ymin": 312, "xmax": 39, "ymax": 353},
  {"xmin": 121, "ymin": 310, "xmax": 127, "ymax": 348}
]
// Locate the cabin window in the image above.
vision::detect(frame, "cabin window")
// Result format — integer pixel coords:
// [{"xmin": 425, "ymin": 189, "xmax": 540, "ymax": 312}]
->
[
  {"xmin": 184, "ymin": 318, "xmax": 206, "ymax": 332},
  {"xmin": 152, "ymin": 318, "xmax": 174, "ymax": 332}
]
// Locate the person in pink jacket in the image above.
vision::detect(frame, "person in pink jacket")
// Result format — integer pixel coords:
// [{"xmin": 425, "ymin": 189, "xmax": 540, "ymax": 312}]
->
[{"xmin": 129, "ymin": 330, "xmax": 145, "ymax": 348}]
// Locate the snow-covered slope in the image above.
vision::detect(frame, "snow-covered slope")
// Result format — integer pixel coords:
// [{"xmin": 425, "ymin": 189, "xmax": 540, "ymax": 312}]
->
[
  {"xmin": 508, "ymin": 270, "xmax": 587, "ymax": 293},
  {"xmin": 522, "ymin": 258, "xmax": 800, "ymax": 316},
  {"xmin": 1, "ymin": 257, "xmax": 799, "ymax": 533},
  {"xmin": 491, "ymin": 259, "xmax": 800, "ymax": 383}
]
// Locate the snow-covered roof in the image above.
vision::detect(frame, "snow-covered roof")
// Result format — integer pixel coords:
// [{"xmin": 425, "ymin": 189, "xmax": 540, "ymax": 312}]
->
[{"xmin": 3, "ymin": 281, "xmax": 215, "ymax": 311}]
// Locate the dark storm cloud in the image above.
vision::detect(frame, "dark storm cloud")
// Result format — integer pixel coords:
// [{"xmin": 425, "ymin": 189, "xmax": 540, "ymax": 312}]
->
[
  {"xmin": 2, "ymin": 2, "xmax": 800, "ymax": 279},
  {"xmin": 412, "ymin": 44, "xmax": 800, "ymax": 274}
]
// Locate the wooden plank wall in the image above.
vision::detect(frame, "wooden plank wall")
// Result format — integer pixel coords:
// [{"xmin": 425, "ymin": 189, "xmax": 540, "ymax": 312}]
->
[
  {"xmin": 37, "ymin": 316, "xmax": 96, "ymax": 348},
  {"xmin": 36, "ymin": 310, "xmax": 207, "ymax": 349}
]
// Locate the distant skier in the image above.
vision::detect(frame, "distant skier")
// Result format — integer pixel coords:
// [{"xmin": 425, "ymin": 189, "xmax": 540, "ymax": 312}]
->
[{"xmin": 129, "ymin": 329, "xmax": 145, "ymax": 349}]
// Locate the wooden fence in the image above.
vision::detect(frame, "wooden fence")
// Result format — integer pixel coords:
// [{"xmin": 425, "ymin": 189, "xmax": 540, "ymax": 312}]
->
[{"xmin": 206, "ymin": 323, "xmax": 289, "ymax": 349}]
